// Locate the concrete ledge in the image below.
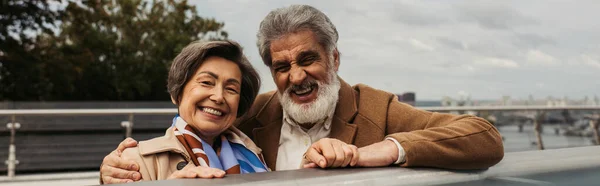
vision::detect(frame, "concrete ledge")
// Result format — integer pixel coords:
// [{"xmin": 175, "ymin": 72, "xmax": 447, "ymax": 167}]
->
[
  {"xmin": 107, "ymin": 146, "xmax": 600, "ymax": 186},
  {"xmin": 2, "ymin": 146, "xmax": 599, "ymax": 186},
  {"xmin": 0, "ymin": 171, "xmax": 98, "ymax": 183}
]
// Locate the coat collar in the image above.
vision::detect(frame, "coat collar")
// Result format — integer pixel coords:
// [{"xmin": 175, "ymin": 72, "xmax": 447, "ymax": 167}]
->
[
  {"xmin": 139, "ymin": 126, "xmax": 265, "ymax": 165},
  {"xmin": 253, "ymin": 76, "xmax": 358, "ymax": 170}
]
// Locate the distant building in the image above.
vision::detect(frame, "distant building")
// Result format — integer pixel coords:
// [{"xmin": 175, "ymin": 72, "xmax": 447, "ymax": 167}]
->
[{"xmin": 397, "ymin": 92, "xmax": 416, "ymax": 106}]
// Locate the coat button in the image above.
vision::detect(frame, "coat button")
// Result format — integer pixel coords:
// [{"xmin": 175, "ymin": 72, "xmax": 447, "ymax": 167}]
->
[{"xmin": 176, "ymin": 161, "xmax": 187, "ymax": 170}]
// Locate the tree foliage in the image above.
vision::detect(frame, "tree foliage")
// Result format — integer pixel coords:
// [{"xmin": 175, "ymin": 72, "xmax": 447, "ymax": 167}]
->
[
  {"xmin": 1, "ymin": 0, "xmax": 227, "ymax": 101},
  {"xmin": 0, "ymin": 0, "xmax": 62, "ymax": 100}
]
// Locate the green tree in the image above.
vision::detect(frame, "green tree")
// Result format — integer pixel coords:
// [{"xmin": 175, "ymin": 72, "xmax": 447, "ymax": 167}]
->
[
  {"xmin": 0, "ymin": 0, "xmax": 62, "ymax": 100},
  {"xmin": 2, "ymin": 0, "xmax": 227, "ymax": 101}
]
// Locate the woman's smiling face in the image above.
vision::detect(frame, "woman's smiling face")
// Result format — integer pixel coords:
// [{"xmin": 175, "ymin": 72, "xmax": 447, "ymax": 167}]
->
[{"xmin": 175, "ymin": 56, "xmax": 242, "ymax": 144}]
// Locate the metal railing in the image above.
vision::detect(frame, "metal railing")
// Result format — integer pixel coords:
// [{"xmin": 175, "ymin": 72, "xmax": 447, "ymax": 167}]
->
[
  {"xmin": 1, "ymin": 109, "xmax": 177, "ymax": 178},
  {"xmin": 1, "ymin": 106, "xmax": 600, "ymax": 178}
]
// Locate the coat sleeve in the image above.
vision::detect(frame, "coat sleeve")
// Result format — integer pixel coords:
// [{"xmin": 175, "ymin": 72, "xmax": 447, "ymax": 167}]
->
[{"xmin": 384, "ymin": 96, "xmax": 504, "ymax": 169}]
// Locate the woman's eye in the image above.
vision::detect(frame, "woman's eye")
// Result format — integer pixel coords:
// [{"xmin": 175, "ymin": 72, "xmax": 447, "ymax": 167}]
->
[
  {"xmin": 201, "ymin": 81, "xmax": 214, "ymax": 86},
  {"xmin": 226, "ymin": 88, "xmax": 239, "ymax": 94}
]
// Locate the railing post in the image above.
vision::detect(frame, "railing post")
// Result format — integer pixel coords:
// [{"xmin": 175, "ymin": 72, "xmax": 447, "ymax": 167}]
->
[
  {"xmin": 534, "ymin": 111, "xmax": 545, "ymax": 150},
  {"xmin": 590, "ymin": 120, "xmax": 600, "ymax": 145},
  {"xmin": 5, "ymin": 115, "xmax": 20, "ymax": 178},
  {"xmin": 121, "ymin": 114, "xmax": 134, "ymax": 138}
]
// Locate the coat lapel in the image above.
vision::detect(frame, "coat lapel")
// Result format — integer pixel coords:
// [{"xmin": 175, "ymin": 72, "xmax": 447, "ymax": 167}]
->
[
  {"xmin": 329, "ymin": 77, "xmax": 359, "ymax": 144},
  {"xmin": 252, "ymin": 93, "xmax": 283, "ymax": 171}
]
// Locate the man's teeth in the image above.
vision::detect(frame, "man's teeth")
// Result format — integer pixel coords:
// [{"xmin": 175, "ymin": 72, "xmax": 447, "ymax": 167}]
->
[
  {"xmin": 202, "ymin": 107, "xmax": 222, "ymax": 116},
  {"xmin": 294, "ymin": 86, "xmax": 312, "ymax": 95}
]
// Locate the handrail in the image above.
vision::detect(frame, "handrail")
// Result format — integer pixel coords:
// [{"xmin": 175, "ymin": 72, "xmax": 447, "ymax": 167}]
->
[
  {"xmin": 1, "ymin": 106, "xmax": 599, "ymax": 179},
  {"xmin": 422, "ymin": 105, "xmax": 600, "ymax": 112},
  {"xmin": 0, "ymin": 108, "xmax": 177, "ymax": 116},
  {"xmin": 1, "ymin": 105, "xmax": 599, "ymax": 116}
]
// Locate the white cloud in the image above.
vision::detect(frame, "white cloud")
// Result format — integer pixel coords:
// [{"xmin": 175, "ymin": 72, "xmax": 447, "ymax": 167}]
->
[
  {"xmin": 580, "ymin": 54, "xmax": 600, "ymax": 69},
  {"xmin": 526, "ymin": 50, "xmax": 559, "ymax": 65},
  {"xmin": 465, "ymin": 65, "xmax": 476, "ymax": 71},
  {"xmin": 536, "ymin": 82, "xmax": 545, "ymax": 88},
  {"xmin": 474, "ymin": 57, "xmax": 520, "ymax": 68},
  {"xmin": 408, "ymin": 38, "xmax": 435, "ymax": 51}
]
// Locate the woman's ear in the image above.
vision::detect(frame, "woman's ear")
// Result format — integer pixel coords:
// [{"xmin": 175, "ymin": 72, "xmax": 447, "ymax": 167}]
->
[{"xmin": 170, "ymin": 96, "xmax": 177, "ymax": 105}]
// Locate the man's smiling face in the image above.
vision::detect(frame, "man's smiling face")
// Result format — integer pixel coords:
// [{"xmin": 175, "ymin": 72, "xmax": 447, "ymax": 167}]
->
[{"xmin": 269, "ymin": 29, "xmax": 341, "ymax": 125}]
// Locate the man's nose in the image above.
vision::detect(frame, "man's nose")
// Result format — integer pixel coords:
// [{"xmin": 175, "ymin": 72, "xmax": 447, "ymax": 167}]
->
[{"xmin": 289, "ymin": 66, "xmax": 307, "ymax": 85}]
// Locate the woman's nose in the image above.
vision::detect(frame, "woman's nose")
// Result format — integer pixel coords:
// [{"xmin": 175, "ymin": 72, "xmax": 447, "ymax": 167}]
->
[{"xmin": 209, "ymin": 88, "xmax": 224, "ymax": 104}]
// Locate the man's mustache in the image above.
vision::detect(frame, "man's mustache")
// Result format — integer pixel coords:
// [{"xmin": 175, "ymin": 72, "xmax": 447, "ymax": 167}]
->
[{"xmin": 286, "ymin": 79, "xmax": 318, "ymax": 93}]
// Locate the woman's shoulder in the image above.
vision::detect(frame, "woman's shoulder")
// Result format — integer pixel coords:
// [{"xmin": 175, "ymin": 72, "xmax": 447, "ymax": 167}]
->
[{"xmin": 122, "ymin": 127, "xmax": 180, "ymax": 157}]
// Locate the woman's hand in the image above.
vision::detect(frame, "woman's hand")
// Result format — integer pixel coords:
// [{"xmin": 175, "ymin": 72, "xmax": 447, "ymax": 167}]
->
[{"xmin": 167, "ymin": 164, "xmax": 226, "ymax": 179}]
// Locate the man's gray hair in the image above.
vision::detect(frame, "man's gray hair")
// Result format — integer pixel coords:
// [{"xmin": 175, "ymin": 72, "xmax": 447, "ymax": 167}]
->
[{"xmin": 257, "ymin": 5, "xmax": 339, "ymax": 67}]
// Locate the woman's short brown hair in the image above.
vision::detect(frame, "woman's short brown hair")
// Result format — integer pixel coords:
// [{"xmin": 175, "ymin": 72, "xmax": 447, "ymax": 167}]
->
[{"xmin": 167, "ymin": 40, "xmax": 261, "ymax": 117}]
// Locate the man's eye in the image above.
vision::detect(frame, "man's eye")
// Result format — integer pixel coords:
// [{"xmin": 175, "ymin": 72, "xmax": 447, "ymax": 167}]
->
[
  {"xmin": 275, "ymin": 66, "xmax": 290, "ymax": 72},
  {"xmin": 299, "ymin": 57, "xmax": 317, "ymax": 66}
]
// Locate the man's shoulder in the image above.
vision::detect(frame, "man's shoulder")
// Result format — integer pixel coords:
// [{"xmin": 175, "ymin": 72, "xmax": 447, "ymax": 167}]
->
[
  {"xmin": 352, "ymin": 83, "xmax": 395, "ymax": 102},
  {"xmin": 254, "ymin": 91, "xmax": 277, "ymax": 107},
  {"xmin": 239, "ymin": 90, "xmax": 277, "ymax": 121},
  {"xmin": 350, "ymin": 83, "xmax": 421, "ymax": 122}
]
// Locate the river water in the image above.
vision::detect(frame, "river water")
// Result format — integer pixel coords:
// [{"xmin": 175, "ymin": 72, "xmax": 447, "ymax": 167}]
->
[{"xmin": 499, "ymin": 124, "xmax": 596, "ymax": 152}]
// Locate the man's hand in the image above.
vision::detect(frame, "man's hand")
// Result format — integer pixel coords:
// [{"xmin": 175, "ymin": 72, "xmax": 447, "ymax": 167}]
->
[
  {"xmin": 355, "ymin": 140, "xmax": 399, "ymax": 167},
  {"xmin": 167, "ymin": 164, "xmax": 225, "ymax": 179},
  {"xmin": 302, "ymin": 138, "xmax": 359, "ymax": 168},
  {"xmin": 100, "ymin": 138, "xmax": 142, "ymax": 184}
]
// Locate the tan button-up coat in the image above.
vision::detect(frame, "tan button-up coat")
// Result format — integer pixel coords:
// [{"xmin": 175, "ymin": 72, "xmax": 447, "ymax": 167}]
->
[{"xmin": 120, "ymin": 127, "xmax": 263, "ymax": 180}]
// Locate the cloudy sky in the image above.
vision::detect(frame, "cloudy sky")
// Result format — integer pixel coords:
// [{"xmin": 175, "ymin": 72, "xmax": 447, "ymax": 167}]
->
[{"xmin": 190, "ymin": 0, "xmax": 600, "ymax": 100}]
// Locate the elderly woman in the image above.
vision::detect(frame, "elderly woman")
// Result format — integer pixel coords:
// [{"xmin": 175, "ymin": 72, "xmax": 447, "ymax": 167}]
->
[{"xmin": 121, "ymin": 40, "xmax": 267, "ymax": 180}]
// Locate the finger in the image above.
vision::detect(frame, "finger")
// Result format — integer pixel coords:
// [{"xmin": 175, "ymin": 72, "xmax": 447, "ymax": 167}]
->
[
  {"xmin": 106, "ymin": 155, "xmax": 140, "ymax": 172},
  {"xmin": 319, "ymin": 141, "xmax": 337, "ymax": 168},
  {"xmin": 330, "ymin": 141, "xmax": 346, "ymax": 168},
  {"xmin": 102, "ymin": 175, "xmax": 134, "ymax": 184},
  {"xmin": 303, "ymin": 162, "xmax": 318, "ymax": 168},
  {"xmin": 341, "ymin": 145, "xmax": 353, "ymax": 167},
  {"xmin": 305, "ymin": 146, "xmax": 327, "ymax": 168},
  {"xmin": 168, "ymin": 170, "xmax": 197, "ymax": 179},
  {"xmin": 116, "ymin": 138, "xmax": 138, "ymax": 153},
  {"xmin": 190, "ymin": 167, "xmax": 225, "ymax": 179},
  {"xmin": 102, "ymin": 164, "xmax": 141, "ymax": 181},
  {"xmin": 350, "ymin": 145, "xmax": 360, "ymax": 167},
  {"xmin": 103, "ymin": 150, "xmax": 140, "ymax": 171}
]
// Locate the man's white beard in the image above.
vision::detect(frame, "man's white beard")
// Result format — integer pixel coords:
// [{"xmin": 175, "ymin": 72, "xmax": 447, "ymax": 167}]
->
[{"xmin": 278, "ymin": 71, "xmax": 340, "ymax": 125}]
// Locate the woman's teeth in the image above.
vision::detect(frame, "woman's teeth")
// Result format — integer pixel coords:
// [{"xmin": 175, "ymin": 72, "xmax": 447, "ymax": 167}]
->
[{"xmin": 202, "ymin": 107, "xmax": 223, "ymax": 116}]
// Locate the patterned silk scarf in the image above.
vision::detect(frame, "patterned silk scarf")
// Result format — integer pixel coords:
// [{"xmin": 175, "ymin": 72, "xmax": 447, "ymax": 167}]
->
[{"xmin": 172, "ymin": 116, "xmax": 268, "ymax": 174}]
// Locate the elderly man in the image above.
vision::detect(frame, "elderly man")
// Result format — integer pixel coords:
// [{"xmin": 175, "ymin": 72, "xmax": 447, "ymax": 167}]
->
[{"xmin": 100, "ymin": 5, "xmax": 503, "ymax": 183}]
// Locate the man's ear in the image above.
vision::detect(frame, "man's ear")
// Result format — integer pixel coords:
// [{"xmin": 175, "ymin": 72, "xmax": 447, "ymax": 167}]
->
[{"xmin": 333, "ymin": 48, "xmax": 340, "ymax": 71}]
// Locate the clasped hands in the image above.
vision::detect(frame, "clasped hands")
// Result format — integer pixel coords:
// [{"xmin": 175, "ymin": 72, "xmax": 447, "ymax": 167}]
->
[{"xmin": 301, "ymin": 138, "xmax": 400, "ymax": 169}]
